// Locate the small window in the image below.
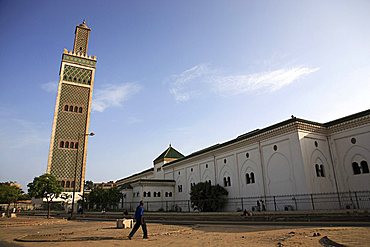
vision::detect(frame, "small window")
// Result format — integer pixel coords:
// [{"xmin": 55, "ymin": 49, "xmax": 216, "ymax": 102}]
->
[
  {"xmin": 79, "ymin": 107, "xmax": 83, "ymax": 113},
  {"xmin": 157, "ymin": 192, "xmax": 160, "ymax": 197},
  {"xmin": 315, "ymin": 164, "xmax": 320, "ymax": 177},
  {"xmin": 351, "ymin": 138, "xmax": 357, "ymax": 144},
  {"xmin": 178, "ymin": 185, "xmax": 182, "ymax": 192},
  {"xmin": 320, "ymin": 165, "xmax": 325, "ymax": 177},
  {"xmin": 228, "ymin": 176, "xmax": 231, "ymax": 186},
  {"xmin": 61, "ymin": 181, "xmax": 65, "ymax": 187},
  {"xmin": 246, "ymin": 173, "xmax": 250, "ymax": 184},
  {"xmin": 169, "ymin": 192, "xmax": 172, "ymax": 197},
  {"xmin": 352, "ymin": 162, "xmax": 361, "ymax": 175},
  {"xmin": 250, "ymin": 172, "xmax": 255, "ymax": 183},
  {"xmin": 246, "ymin": 153, "xmax": 249, "ymax": 158},
  {"xmin": 74, "ymin": 106, "xmax": 78, "ymax": 112},
  {"xmin": 143, "ymin": 192, "xmax": 147, "ymax": 197},
  {"xmin": 69, "ymin": 105, "xmax": 73, "ymax": 111},
  {"xmin": 70, "ymin": 142, "xmax": 74, "ymax": 149},
  {"xmin": 147, "ymin": 192, "xmax": 151, "ymax": 197},
  {"xmin": 75, "ymin": 142, "xmax": 78, "ymax": 149},
  {"xmin": 60, "ymin": 141, "xmax": 64, "ymax": 148},
  {"xmin": 71, "ymin": 181, "xmax": 75, "ymax": 188},
  {"xmin": 273, "ymin": 145, "xmax": 278, "ymax": 151},
  {"xmin": 191, "ymin": 168, "xmax": 193, "ymax": 172},
  {"xmin": 224, "ymin": 159, "xmax": 227, "ymax": 164},
  {"xmin": 65, "ymin": 141, "xmax": 69, "ymax": 148},
  {"xmin": 66, "ymin": 181, "xmax": 70, "ymax": 188},
  {"xmin": 64, "ymin": 105, "xmax": 69, "ymax": 111},
  {"xmin": 206, "ymin": 164, "xmax": 208, "ymax": 168},
  {"xmin": 165, "ymin": 192, "xmax": 168, "ymax": 197},
  {"xmin": 154, "ymin": 192, "xmax": 157, "ymax": 197},
  {"xmin": 361, "ymin": 161, "xmax": 369, "ymax": 174}
]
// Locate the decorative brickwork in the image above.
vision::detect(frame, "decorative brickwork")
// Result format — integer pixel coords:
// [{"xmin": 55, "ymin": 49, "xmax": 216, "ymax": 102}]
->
[
  {"xmin": 50, "ymin": 84, "xmax": 90, "ymax": 191},
  {"xmin": 63, "ymin": 65, "xmax": 92, "ymax": 85},
  {"xmin": 73, "ymin": 27, "xmax": 89, "ymax": 55},
  {"xmin": 47, "ymin": 21, "xmax": 96, "ymax": 193},
  {"xmin": 62, "ymin": 54, "xmax": 96, "ymax": 68}
]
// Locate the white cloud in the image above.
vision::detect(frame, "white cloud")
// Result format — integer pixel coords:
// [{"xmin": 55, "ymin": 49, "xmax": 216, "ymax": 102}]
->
[
  {"xmin": 41, "ymin": 81, "xmax": 58, "ymax": 93},
  {"xmin": 168, "ymin": 64, "xmax": 319, "ymax": 102},
  {"xmin": 92, "ymin": 83, "xmax": 142, "ymax": 112}
]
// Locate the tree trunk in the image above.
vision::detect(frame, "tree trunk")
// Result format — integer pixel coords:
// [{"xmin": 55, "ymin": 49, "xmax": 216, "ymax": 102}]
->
[
  {"xmin": 47, "ymin": 200, "xmax": 51, "ymax": 219},
  {"xmin": 6, "ymin": 203, "xmax": 10, "ymax": 217}
]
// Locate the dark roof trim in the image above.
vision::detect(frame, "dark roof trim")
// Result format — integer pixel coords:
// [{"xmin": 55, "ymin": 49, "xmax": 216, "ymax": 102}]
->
[
  {"xmin": 163, "ymin": 109, "xmax": 370, "ymax": 168},
  {"xmin": 116, "ymin": 167, "xmax": 154, "ymax": 183},
  {"xmin": 324, "ymin": 109, "xmax": 370, "ymax": 127}
]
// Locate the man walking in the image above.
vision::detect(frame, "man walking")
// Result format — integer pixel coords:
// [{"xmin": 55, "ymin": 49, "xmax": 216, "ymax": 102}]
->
[{"xmin": 128, "ymin": 200, "xmax": 148, "ymax": 239}]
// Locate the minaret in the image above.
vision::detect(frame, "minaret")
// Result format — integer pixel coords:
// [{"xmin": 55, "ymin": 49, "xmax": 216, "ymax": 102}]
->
[{"xmin": 46, "ymin": 21, "xmax": 97, "ymax": 193}]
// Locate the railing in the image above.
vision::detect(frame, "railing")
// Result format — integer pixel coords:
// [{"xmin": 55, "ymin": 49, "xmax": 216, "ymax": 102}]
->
[{"xmin": 118, "ymin": 191, "xmax": 370, "ymax": 212}]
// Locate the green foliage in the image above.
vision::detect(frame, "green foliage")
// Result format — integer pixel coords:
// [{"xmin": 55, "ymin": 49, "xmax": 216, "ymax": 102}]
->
[
  {"xmin": 0, "ymin": 183, "xmax": 22, "ymax": 204},
  {"xmin": 84, "ymin": 180, "xmax": 94, "ymax": 190},
  {"xmin": 86, "ymin": 187, "xmax": 121, "ymax": 210},
  {"xmin": 27, "ymin": 174, "xmax": 63, "ymax": 218},
  {"xmin": 0, "ymin": 182, "xmax": 23, "ymax": 215},
  {"xmin": 190, "ymin": 182, "xmax": 228, "ymax": 212}
]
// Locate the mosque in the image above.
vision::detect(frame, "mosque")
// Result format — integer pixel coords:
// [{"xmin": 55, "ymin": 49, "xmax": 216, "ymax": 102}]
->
[
  {"xmin": 47, "ymin": 22, "xmax": 370, "ymax": 212},
  {"xmin": 116, "ymin": 109, "xmax": 370, "ymax": 211}
]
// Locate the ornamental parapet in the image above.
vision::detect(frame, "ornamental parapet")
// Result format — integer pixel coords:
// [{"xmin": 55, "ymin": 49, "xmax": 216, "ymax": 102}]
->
[{"xmin": 62, "ymin": 48, "xmax": 97, "ymax": 68}]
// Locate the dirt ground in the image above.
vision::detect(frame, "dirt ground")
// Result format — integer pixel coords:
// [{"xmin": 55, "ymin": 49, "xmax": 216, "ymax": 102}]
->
[{"xmin": 0, "ymin": 217, "xmax": 369, "ymax": 247}]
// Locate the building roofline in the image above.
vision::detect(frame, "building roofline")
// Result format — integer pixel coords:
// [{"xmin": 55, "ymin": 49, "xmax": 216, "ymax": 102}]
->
[{"xmin": 163, "ymin": 109, "xmax": 370, "ymax": 168}]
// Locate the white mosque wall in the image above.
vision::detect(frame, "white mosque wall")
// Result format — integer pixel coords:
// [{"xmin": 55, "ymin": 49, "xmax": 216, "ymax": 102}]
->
[{"xmin": 330, "ymin": 124, "xmax": 370, "ymax": 193}]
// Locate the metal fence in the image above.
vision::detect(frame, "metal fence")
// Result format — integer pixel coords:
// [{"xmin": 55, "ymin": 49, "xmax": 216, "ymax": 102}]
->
[{"xmin": 120, "ymin": 191, "xmax": 370, "ymax": 212}]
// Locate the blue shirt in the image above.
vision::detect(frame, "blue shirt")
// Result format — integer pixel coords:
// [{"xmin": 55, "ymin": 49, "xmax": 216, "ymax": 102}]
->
[{"xmin": 134, "ymin": 205, "xmax": 144, "ymax": 220}]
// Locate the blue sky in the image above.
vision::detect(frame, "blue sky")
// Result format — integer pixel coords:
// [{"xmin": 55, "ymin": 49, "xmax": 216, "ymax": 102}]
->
[{"xmin": 1, "ymin": 0, "xmax": 370, "ymax": 191}]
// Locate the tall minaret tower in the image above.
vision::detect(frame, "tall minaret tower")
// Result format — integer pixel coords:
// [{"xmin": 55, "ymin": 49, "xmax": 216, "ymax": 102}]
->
[{"xmin": 47, "ymin": 21, "xmax": 97, "ymax": 193}]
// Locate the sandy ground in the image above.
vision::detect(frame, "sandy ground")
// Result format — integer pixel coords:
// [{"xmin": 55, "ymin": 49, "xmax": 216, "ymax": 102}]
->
[{"xmin": 0, "ymin": 217, "xmax": 369, "ymax": 247}]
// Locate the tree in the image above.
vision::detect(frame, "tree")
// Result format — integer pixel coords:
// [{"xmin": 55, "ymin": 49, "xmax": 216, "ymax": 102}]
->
[
  {"xmin": 86, "ymin": 187, "xmax": 122, "ymax": 211},
  {"xmin": 28, "ymin": 174, "xmax": 62, "ymax": 218},
  {"xmin": 0, "ymin": 182, "xmax": 22, "ymax": 216},
  {"xmin": 190, "ymin": 182, "xmax": 228, "ymax": 212}
]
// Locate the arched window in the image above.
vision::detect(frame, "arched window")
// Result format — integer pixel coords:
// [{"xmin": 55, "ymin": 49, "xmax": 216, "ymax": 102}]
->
[
  {"xmin": 143, "ymin": 192, "xmax": 147, "ymax": 197},
  {"xmin": 70, "ymin": 142, "xmax": 74, "ymax": 149},
  {"xmin": 75, "ymin": 142, "xmax": 78, "ymax": 149},
  {"xmin": 64, "ymin": 105, "xmax": 69, "ymax": 111},
  {"xmin": 154, "ymin": 192, "xmax": 157, "ymax": 197},
  {"xmin": 223, "ymin": 177, "xmax": 227, "ymax": 186},
  {"xmin": 61, "ymin": 181, "xmax": 65, "ymax": 187},
  {"xmin": 147, "ymin": 192, "xmax": 151, "ymax": 197},
  {"xmin": 69, "ymin": 105, "xmax": 73, "ymax": 111},
  {"xmin": 361, "ymin": 161, "xmax": 369, "ymax": 174},
  {"xmin": 169, "ymin": 192, "xmax": 172, "ymax": 197},
  {"xmin": 352, "ymin": 162, "xmax": 361, "ymax": 175},
  {"xmin": 66, "ymin": 181, "xmax": 70, "ymax": 188},
  {"xmin": 71, "ymin": 181, "xmax": 75, "ymax": 188},
  {"xmin": 208, "ymin": 180, "xmax": 211, "ymax": 185},
  {"xmin": 246, "ymin": 173, "xmax": 250, "ymax": 184},
  {"xmin": 319, "ymin": 165, "xmax": 325, "ymax": 177},
  {"xmin": 315, "ymin": 164, "xmax": 320, "ymax": 177},
  {"xmin": 74, "ymin": 106, "xmax": 78, "ymax": 112},
  {"xmin": 65, "ymin": 141, "xmax": 69, "ymax": 148},
  {"xmin": 228, "ymin": 176, "xmax": 231, "ymax": 186},
  {"xmin": 79, "ymin": 107, "xmax": 83, "ymax": 113},
  {"xmin": 165, "ymin": 192, "xmax": 168, "ymax": 197},
  {"xmin": 60, "ymin": 141, "xmax": 64, "ymax": 148},
  {"xmin": 157, "ymin": 192, "xmax": 161, "ymax": 197},
  {"xmin": 250, "ymin": 172, "xmax": 255, "ymax": 183}
]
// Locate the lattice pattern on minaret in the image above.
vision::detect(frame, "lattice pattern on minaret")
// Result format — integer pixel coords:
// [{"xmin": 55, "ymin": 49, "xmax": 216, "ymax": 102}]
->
[
  {"xmin": 50, "ymin": 83, "xmax": 90, "ymax": 191},
  {"xmin": 63, "ymin": 65, "xmax": 92, "ymax": 85}
]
